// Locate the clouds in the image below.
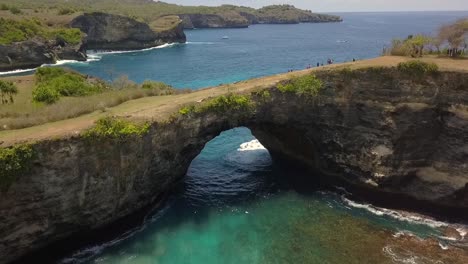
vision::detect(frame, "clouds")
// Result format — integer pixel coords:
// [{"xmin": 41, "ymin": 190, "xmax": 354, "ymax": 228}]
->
[{"xmin": 162, "ymin": 0, "xmax": 468, "ymax": 12}]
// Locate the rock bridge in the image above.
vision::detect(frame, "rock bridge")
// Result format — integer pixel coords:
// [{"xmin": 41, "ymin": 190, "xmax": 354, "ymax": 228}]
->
[{"xmin": 1, "ymin": 64, "xmax": 468, "ymax": 263}]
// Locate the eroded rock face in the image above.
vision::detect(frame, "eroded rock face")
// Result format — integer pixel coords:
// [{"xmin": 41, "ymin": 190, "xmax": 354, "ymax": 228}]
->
[
  {"xmin": 71, "ymin": 12, "xmax": 186, "ymax": 50},
  {"xmin": 0, "ymin": 39, "xmax": 86, "ymax": 72},
  {"xmin": 1, "ymin": 68, "xmax": 467, "ymax": 263},
  {"xmin": 251, "ymin": 69, "xmax": 468, "ymax": 216},
  {"xmin": 179, "ymin": 14, "xmax": 249, "ymax": 29}
]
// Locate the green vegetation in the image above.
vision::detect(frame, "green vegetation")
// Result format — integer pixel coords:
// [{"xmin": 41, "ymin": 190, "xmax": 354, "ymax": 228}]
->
[
  {"xmin": 9, "ymin": 6, "xmax": 21, "ymax": 14},
  {"xmin": 83, "ymin": 116, "xmax": 150, "ymax": 139},
  {"xmin": 388, "ymin": 35, "xmax": 432, "ymax": 57},
  {"xmin": 0, "ymin": 144, "xmax": 35, "ymax": 192},
  {"xmin": 0, "ymin": 69, "xmax": 187, "ymax": 130},
  {"xmin": 0, "ymin": 0, "xmax": 340, "ymax": 32},
  {"xmin": 57, "ymin": 7, "xmax": 75, "ymax": 15},
  {"xmin": 386, "ymin": 18, "xmax": 468, "ymax": 58},
  {"xmin": 33, "ymin": 67, "xmax": 106, "ymax": 104},
  {"xmin": 141, "ymin": 80, "xmax": 175, "ymax": 95},
  {"xmin": 0, "ymin": 80, "xmax": 18, "ymax": 104},
  {"xmin": 179, "ymin": 94, "xmax": 254, "ymax": 116},
  {"xmin": 277, "ymin": 75, "xmax": 323, "ymax": 96},
  {"xmin": 0, "ymin": 18, "xmax": 83, "ymax": 45},
  {"xmin": 397, "ymin": 61, "xmax": 439, "ymax": 76}
]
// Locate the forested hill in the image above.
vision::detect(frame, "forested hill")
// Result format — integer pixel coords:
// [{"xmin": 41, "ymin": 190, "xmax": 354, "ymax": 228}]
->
[{"xmin": 0, "ymin": 0, "xmax": 342, "ymax": 29}]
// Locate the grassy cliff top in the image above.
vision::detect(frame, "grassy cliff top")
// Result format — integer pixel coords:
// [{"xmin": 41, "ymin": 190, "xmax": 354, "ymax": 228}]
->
[
  {"xmin": 0, "ymin": 17, "xmax": 82, "ymax": 45},
  {"xmin": 0, "ymin": 0, "xmax": 341, "ymax": 30},
  {"xmin": 0, "ymin": 56, "xmax": 466, "ymax": 147}
]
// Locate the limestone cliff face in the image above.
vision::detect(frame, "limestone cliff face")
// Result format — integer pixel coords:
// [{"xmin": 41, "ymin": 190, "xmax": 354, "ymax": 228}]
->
[
  {"xmin": 251, "ymin": 69, "xmax": 468, "ymax": 215},
  {"xmin": 0, "ymin": 39, "xmax": 86, "ymax": 72},
  {"xmin": 1, "ymin": 68, "xmax": 467, "ymax": 263},
  {"xmin": 70, "ymin": 12, "xmax": 186, "ymax": 50},
  {"xmin": 179, "ymin": 14, "xmax": 249, "ymax": 29},
  {"xmin": 179, "ymin": 10, "xmax": 342, "ymax": 29}
]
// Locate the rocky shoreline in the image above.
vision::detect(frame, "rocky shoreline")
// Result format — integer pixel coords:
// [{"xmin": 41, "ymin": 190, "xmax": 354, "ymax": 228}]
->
[{"xmin": 0, "ymin": 12, "xmax": 186, "ymax": 72}]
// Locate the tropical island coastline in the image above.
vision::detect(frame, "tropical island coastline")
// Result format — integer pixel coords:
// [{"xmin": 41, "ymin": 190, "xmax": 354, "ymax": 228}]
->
[{"xmin": 0, "ymin": 0, "xmax": 342, "ymax": 72}]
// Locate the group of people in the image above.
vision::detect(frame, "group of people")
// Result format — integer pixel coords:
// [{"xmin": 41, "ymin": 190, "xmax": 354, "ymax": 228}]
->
[{"xmin": 288, "ymin": 58, "xmax": 358, "ymax": 73}]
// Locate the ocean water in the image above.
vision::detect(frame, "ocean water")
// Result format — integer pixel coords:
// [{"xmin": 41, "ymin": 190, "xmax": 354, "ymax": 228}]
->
[
  {"xmin": 51, "ymin": 11, "xmax": 468, "ymax": 89},
  {"xmin": 13, "ymin": 12, "xmax": 468, "ymax": 263},
  {"xmin": 62, "ymin": 128, "xmax": 468, "ymax": 264}
]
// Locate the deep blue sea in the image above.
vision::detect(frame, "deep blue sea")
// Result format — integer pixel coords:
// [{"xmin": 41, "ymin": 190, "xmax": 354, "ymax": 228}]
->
[
  {"xmin": 58, "ymin": 11, "xmax": 468, "ymax": 89},
  {"xmin": 29, "ymin": 12, "xmax": 468, "ymax": 263}
]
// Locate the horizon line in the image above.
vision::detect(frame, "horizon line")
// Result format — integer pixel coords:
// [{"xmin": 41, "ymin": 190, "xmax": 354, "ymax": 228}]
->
[{"xmin": 319, "ymin": 10, "xmax": 468, "ymax": 13}]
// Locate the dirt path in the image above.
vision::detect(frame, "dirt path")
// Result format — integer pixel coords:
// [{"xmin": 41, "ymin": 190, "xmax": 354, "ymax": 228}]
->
[{"xmin": 1, "ymin": 56, "xmax": 467, "ymax": 146}]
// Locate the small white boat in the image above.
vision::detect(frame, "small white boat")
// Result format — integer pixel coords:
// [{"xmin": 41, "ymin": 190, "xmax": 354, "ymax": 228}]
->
[{"xmin": 222, "ymin": 36, "xmax": 229, "ymax": 39}]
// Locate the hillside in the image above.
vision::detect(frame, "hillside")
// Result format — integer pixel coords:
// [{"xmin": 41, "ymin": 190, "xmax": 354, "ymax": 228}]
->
[{"xmin": 0, "ymin": 0, "xmax": 342, "ymax": 30}]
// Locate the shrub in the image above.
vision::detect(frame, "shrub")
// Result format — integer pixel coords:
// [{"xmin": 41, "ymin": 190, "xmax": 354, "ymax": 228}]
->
[
  {"xmin": 9, "ymin": 7, "xmax": 21, "ymax": 14},
  {"xmin": 178, "ymin": 94, "xmax": 254, "ymax": 116},
  {"xmin": 52, "ymin": 28, "xmax": 83, "ymax": 45},
  {"xmin": 32, "ymin": 86, "xmax": 60, "ymax": 104},
  {"xmin": 397, "ymin": 61, "xmax": 439, "ymax": 76},
  {"xmin": 57, "ymin": 7, "xmax": 75, "ymax": 15},
  {"xmin": 83, "ymin": 117, "xmax": 150, "ymax": 139},
  {"xmin": 0, "ymin": 80, "xmax": 18, "ymax": 104},
  {"xmin": 0, "ymin": 4, "xmax": 9, "ymax": 10},
  {"xmin": 33, "ymin": 67, "xmax": 106, "ymax": 103},
  {"xmin": 141, "ymin": 80, "xmax": 175, "ymax": 95},
  {"xmin": 0, "ymin": 18, "xmax": 43, "ymax": 44},
  {"xmin": 0, "ymin": 18, "xmax": 83, "ymax": 45},
  {"xmin": 199, "ymin": 94, "xmax": 253, "ymax": 113},
  {"xmin": 277, "ymin": 74, "xmax": 323, "ymax": 96},
  {"xmin": 0, "ymin": 144, "xmax": 35, "ymax": 192}
]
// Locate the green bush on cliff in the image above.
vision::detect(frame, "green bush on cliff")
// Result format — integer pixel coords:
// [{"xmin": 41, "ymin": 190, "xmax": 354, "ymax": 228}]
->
[
  {"xmin": 277, "ymin": 75, "xmax": 323, "ymax": 96},
  {"xmin": 51, "ymin": 28, "xmax": 83, "ymax": 45},
  {"xmin": 0, "ymin": 18, "xmax": 83, "ymax": 45},
  {"xmin": 0, "ymin": 80, "xmax": 18, "ymax": 104},
  {"xmin": 179, "ymin": 94, "xmax": 253, "ymax": 116},
  {"xmin": 397, "ymin": 61, "xmax": 439, "ymax": 76},
  {"xmin": 83, "ymin": 116, "xmax": 150, "ymax": 139},
  {"xmin": 33, "ymin": 67, "xmax": 106, "ymax": 104},
  {"xmin": 0, "ymin": 144, "xmax": 35, "ymax": 192},
  {"xmin": 141, "ymin": 80, "xmax": 175, "ymax": 95}
]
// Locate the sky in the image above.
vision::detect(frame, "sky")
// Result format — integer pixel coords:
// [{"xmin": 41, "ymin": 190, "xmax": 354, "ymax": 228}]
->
[{"xmin": 162, "ymin": 0, "xmax": 468, "ymax": 12}]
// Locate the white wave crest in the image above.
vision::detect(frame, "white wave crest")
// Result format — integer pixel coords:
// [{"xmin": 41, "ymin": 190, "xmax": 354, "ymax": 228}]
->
[
  {"xmin": 0, "ymin": 68, "xmax": 36, "ymax": 76},
  {"xmin": 238, "ymin": 139, "xmax": 266, "ymax": 152},
  {"xmin": 186, "ymin": 41, "xmax": 215, "ymax": 45},
  {"xmin": 342, "ymin": 196, "xmax": 449, "ymax": 229},
  {"xmin": 224, "ymin": 140, "xmax": 272, "ymax": 166},
  {"xmin": 88, "ymin": 42, "xmax": 179, "ymax": 56}
]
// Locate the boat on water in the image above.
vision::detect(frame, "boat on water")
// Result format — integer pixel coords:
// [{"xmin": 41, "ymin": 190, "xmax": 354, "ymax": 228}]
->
[{"xmin": 222, "ymin": 36, "xmax": 229, "ymax": 39}]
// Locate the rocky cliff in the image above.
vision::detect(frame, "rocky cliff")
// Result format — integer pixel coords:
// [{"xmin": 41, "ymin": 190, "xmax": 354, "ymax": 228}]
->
[
  {"xmin": 70, "ymin": 12, "xmax": 186, "ymax": 50},
  {"xmin": 179, "ymin": 14, "xmax": 249, "ymax": 29},
  {"xmin": 0, "ymin": 39, "xmax": 86, "ymax": 72},
  {"xmin": 178, "ymin": 5, "xmax": 342, "ymax": 29},
  {"xmin": 1, "ymin": 67, "xmax": 467, "ymax": 263}
]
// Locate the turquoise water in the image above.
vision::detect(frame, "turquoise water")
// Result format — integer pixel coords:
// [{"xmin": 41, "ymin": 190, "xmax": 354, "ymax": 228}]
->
[
  {"xmin": 63, "ymin": 128, "xmax": 468, "ymax": 264},
  {"xmin": 27, "ymin": 12, "xmax": 468, "ymax": 263},
  {"xmin": 59, "ymin": 11, "xmax": 468, "ymax": 89}
]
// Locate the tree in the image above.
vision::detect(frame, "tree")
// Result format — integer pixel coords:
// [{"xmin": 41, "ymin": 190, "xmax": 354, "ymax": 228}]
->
[
  {"xmin": 0, "ymin": 80, "xmax": 18, "ymax": 104},
  {"xmin": 405, "ymin": 34, "xmax": 431, "ymax": 57},
  {"xmin": 438, "ymin": 18, "xmax": 468, "ymax": 57}
]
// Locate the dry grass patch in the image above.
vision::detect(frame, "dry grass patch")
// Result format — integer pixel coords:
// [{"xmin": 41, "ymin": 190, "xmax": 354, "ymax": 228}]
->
[{"xmin": 0, "ymin": 74, "xmax": 190, "ymax": 130}]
